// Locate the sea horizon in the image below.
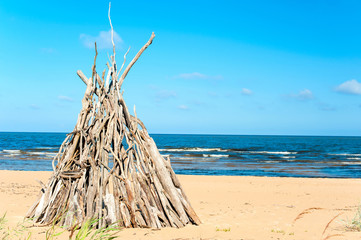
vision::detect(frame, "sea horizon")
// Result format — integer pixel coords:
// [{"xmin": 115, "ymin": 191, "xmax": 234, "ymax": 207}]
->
[
  {"xmin": 0, "ymin": 132, "xmax": 360, "ymax": 178},
  {"xmin": 1, "ymin": 131, "xmax": 360, "ymax": 138}
]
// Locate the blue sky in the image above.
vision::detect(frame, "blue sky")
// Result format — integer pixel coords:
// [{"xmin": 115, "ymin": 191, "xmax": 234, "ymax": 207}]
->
[{"xmin": 1, "ymin": 0, "xmax": 361, "ymax": 136}]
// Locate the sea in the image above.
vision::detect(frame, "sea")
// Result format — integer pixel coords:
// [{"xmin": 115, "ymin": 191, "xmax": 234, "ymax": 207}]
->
[{"xmin": 0, "ymin": 132, "xmax": 360, "ymax": 178}]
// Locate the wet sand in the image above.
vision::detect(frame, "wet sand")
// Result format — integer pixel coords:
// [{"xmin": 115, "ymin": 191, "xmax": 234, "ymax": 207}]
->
[{"xmin": 0, "ymin": 170, "xmax": 361, "ymax": 239}]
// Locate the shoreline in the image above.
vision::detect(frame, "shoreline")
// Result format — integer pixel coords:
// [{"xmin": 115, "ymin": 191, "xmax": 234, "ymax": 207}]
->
[
  {"xmin": 1, "ymin": 170, "xmax": 361, "ymax": 239},
  {"xmin": 2, "ymin": 169, "xmax": 361, "ymax": 180}
]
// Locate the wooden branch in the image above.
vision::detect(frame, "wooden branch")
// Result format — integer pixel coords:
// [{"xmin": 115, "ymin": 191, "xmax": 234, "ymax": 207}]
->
[
  {"xmin": 118, "ymin": 32, "xmax": 155, "ymax": 88},
  {"xmin": 92, "ymin": 42, "xmax": 98, "ymax": 85},
  {"xmin": 77, "ymin": 70, "xmax": 101, "ymax": 97},
  {"xmin": 108, "ymin": 2, "xmax": 116, "ymax": 58},
  {"xmin": 117, "ymin": 47, "xmax": 131, "ymax": 79},
  {"xmin": 77, "ymin": 70, "xmax": 90, "ymax": 85},
  {"xmin": 29, "ymin": 29, "xmax": 200, "ymax": 230}
]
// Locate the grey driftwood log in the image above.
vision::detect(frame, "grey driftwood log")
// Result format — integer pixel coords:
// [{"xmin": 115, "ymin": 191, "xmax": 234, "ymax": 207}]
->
[{"xmin": 26, "ymin": 10, "xmax": 200, "ymax": 229}]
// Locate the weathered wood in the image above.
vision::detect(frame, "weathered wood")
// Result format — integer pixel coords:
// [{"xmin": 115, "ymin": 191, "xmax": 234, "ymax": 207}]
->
[
  {"xmin": 118, "ymin": 32, "xmax": 155, "ymax": 88},
  {"xmin": 104, "ymin": 193, "xmax": 117, "ymax": 224},
  {"xmin": 27, "ymin": 9, "xmax": 200, "ymax": 229}
]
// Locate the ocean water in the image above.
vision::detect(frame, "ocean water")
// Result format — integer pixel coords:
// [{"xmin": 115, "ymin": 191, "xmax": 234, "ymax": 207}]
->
[{"xmin": 0, "ymin": 132, "xmax": 360, "ymax": 178}]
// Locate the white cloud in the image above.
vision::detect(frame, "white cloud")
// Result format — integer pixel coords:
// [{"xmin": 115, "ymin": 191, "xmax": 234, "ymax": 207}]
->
[
  {"xmin": 335, "ymin": 79, "xmax": 361, "ymax": 95},
  {"xmin": 58, "ymin": 95, "xmax": 74, "ymax": 102},
  {"xmin": 80, "ymin": 30, "xmax": 123, "ymax": 49},
  {"xmin": 241, "ymin": 88, "xmax": 253, "ymax": 96},
  {"xmin": 178, "ymin": 105, "xmax": 189, "ymax": 110},
  {"xmin": 287, "ymin": 89, "xmax": 314, "ymax": 101},
  {"xmin": 297, "ymin": 89, "xmax": 314, "ymax": 100},
  {"xmin": 174, "ymin": 72, "xmax": 223, "ymax": 80}
]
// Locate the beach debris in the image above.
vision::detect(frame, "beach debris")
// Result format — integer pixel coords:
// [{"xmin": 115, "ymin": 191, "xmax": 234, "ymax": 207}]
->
[
  {"xmin": 293, "ymin": 207, "xmax": 323, "ymax": 224},
  {"xmin": 26, "ymin": 3, "xmax": 200, "ymax": 229},
  {"xmin": 322, "ymin": 212, "xmax": 343, "ymax": 236}
]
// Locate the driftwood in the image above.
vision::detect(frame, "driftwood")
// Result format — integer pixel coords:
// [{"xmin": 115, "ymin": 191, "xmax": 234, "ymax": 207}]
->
[{"xmin": 26, "ymin": 5, "xmax": 200, "ymax": 229}]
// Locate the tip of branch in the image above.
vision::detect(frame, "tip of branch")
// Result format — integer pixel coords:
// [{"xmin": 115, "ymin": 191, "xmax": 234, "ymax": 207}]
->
[{"xmin": 149, "ymin": 32, "xmax": 155, "ymax": 44}]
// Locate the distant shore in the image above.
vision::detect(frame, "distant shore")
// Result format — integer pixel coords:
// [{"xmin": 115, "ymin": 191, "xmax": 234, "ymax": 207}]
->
[{"xmin": 1, "ymin": 170, "xmax": 361, "ymax": 239}]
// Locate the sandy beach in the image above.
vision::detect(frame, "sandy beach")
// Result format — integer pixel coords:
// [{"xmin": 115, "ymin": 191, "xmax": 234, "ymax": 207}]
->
[{"xmin": 0, "ymin": 170, "xmax": 361, "ymax": 239}]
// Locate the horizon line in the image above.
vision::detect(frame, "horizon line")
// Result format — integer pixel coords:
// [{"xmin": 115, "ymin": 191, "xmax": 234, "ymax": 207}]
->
[{"xmin": 0, "ymin": 131, "xmax": 360, "ymax": 138}]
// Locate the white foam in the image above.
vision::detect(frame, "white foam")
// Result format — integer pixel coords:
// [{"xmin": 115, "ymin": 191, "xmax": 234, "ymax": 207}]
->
[
  {"xmin": 202, "ymin": 154, "xmax": 229, "ymax": 158},
  {"xmin": 28, "ymin": 152, "xmax": 47, "ymax": 155},
  {"xmin": 241, "ymin": 151, "xmax": 297, "ymax": 155},
  {"xmin": 3, "ymin": 154, "xmax": 18, "ymax": 157},
  {"xmin": 35, "ymin": 147, "xmax": 56, "ymax": 150},
  {"xmin": 159, "ymin": 147, "xmax": 226, "ymax": 152},
  {"xmin": 2, "ymin": 150, "xmax": 21, "ymax": 154},
  {"xmin": 46, "ymin": 153, "xmax": 57, "ymax": 157},
  {"xmin": 347, "ymin": 157, "xmax": 361, "ymax": 160},
  {"xmin": 172, "ymin": 157, "xmax": 198, "ymax": 160},
  {"xmin": 337, "ymin": 161, "xmax": 361, "ymax": 165},
  {"xmin": 281, "ymin": 156, "xmax": 296, "ymax": 159}
]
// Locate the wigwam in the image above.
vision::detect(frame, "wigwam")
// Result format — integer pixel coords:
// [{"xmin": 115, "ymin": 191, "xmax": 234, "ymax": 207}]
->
[{"xmin": 26, "ymin": 4, "xmax": 200, "ymax": 229}]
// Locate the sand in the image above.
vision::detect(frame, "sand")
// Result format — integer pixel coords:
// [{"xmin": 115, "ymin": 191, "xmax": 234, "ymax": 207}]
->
[{"xmin": 0, "ymin": 170, "xmax": 361, "ymax": 239}]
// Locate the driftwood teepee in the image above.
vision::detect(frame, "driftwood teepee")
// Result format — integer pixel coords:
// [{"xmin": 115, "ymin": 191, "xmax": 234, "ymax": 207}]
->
[{"xmin": 26, "ymin": 7, "xmax": 200, "ymax": 229}]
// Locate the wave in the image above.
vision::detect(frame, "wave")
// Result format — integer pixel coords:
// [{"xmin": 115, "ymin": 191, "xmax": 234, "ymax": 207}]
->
[
  {"xmin": 2, "ymin": 154, "xmax": 20, "ymax": 157},
  {"xmin": 184, "ymin": 154, "xmax": 203, "ymax": 157},
  {"xmin": 1, "ymin": 150, "xmax": 21, "ymax": 154},
  {"xmin": 0, "ymin": 150, "xmax": 57, "ymax": 159},
  {"xmin": 202, "ymin": 154, "xmax": 229, "ymax": 158},
  {"xmin": 34, "ymin": 147, "xmax": 57, "ymax": 150},
  {"xmin": 281, "ymin": 156, "xmax": 296, "ymax": 159},
  {"xmin": 328, "ymin": 153, "xmax": 361, "ymax": 157},
  {"xmin": 347, "ymin": 157, "xmax": 361, "ymax": 160},
  {"xmin": 27, "ymin": 152, "xmax": 57, "ymax": 156},
  {"xmin": 159, "ymin": 148, "xmax": 298, "ymax": 155},
  {"xmin": 45, "ymin": 153, "xmax": 57, "ymax": 157},
  {"xmin": 336, "ymin": 161, "xmax": 361, "ymax": 165},
  {"xmin": 240, "ymin": 151, "xmax": 297, "ymax": 155},
  {"xmin": 28, "ymin": 152, "xmax": 48, "ymax": 155},
  {"xmin": 159, "ymin": 147, "xmax": 227, "ymax": 152},
  {"xmin": 171, "ymin": 157, "xmax": 200, "ymax": 161}
]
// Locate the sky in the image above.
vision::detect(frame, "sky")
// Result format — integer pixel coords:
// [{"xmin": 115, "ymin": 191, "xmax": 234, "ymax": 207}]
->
[{"xmin": 0, "ymin": 0, "xmax": 361, "ymax": 136}]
